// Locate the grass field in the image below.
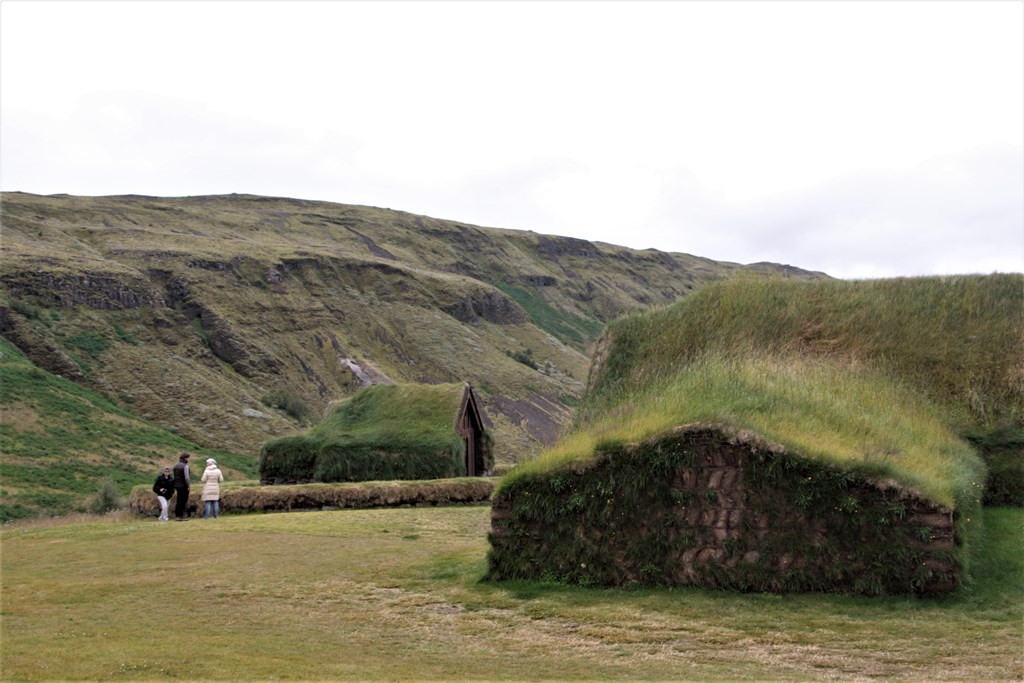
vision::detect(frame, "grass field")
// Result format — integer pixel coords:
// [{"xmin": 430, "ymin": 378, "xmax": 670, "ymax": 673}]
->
[{"xmin": 1, "ymin": 505, "xmax": 1020, "ymax": 681}]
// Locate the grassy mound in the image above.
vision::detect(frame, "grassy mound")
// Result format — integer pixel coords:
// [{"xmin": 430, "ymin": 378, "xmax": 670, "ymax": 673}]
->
[
  {"xmin": 490, "ymin": 275, "xmax": 1019, "ymax": 594},
  {"xmin": 260, "ymin": 383, "xmax": 493, "ymax": 483},
  {"xmin": 508, "ymin": 354, "xmax": 984, "ymax": 511},
  {"xmin": 584, "ymin": 274, "xmax": 1023, "ymax": 504}
]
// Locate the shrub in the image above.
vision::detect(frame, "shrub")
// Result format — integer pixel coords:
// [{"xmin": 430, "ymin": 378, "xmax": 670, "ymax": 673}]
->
[
  {"xmin": 261, "ymin": 390, "xmax": 315, "ymax": 424},
  {"xmin": 9, "ymin": 299, "xmax": 41, "ymax": 320},
  {"xmin": 112, "ymin": 323, "xmax": 138, "ymax": 345},
  {"xmin": 508, "ymin": 348, "xmax": 538, "ymax": 370},
  {"xmin": 65, "ymin": 332, "xmax": 111, "ymax": 360},
  {"xmin": 87, "ymin": 478, "xmax": 124, "ymax": 514}
]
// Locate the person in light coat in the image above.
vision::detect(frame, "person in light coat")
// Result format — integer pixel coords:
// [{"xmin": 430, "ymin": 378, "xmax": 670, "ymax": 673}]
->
[{"xmin": 201, "ymin": 458, "xmax": 224, "ymax": 519}]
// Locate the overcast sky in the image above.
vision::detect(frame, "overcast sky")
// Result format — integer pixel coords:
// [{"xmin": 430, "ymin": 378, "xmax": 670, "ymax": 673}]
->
[{"xmin": 2, "ymin": 1, "xmax": 1022, "ymax": 279}]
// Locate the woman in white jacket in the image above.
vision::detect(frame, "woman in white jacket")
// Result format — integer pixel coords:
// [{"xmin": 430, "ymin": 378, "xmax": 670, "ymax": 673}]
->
[{"xmin": 201, "ymin": 458, "xmax": 224, "ymax": 519}]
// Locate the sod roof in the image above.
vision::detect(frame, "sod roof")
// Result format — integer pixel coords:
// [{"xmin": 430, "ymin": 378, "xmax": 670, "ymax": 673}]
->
[
  {"xmin": 309, "ymin": 382, "xmax": 474, "ymax": 447},
  {"xmin": 504, "ymin": 275, "xmax": 1021, "ymax": 514},
  {"xmin": 584, "ymin": 274, "xmax": 1024, "ymax": 432}
]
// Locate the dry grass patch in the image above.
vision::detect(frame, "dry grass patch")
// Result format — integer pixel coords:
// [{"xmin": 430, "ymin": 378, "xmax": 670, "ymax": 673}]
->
[{"xmin": 0, "ymin": 405, "xmax": 43, "ymax": 432}]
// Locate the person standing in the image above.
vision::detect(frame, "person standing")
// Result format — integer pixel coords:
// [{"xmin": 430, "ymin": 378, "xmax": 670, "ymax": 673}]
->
[
  {"xmin": 172, "ymin": 452, "xmax": 191, "ymax": 521},
  {"xmin": 152, "ymin": 466, "xmax": 174, "ymax": 522},
  {"xmin": 201, "ymin": 458, "xmax": 224, "ymax": 519}
]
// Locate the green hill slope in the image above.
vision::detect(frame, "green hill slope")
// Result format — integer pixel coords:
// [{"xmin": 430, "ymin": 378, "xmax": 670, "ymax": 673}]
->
[
  {"xmin": 0, "ymin": 337, "xmax": 256, "ymax": 520},
  {"xmin": 0, "ymin": 192, "xmax": 825, "ymax": 518},
  {"xmin": 584, "ymin": 275, "xmax": 1023, "ymax": 428}
]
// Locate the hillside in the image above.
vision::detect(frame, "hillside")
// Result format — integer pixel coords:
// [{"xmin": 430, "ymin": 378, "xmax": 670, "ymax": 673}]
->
[
  {"xmin": 0, "ymin": 192, "xmax": 824, "ymax": 518},
  {"xmin": 0, "ymin": 336, "xmax": 257, "ymax": 521}
]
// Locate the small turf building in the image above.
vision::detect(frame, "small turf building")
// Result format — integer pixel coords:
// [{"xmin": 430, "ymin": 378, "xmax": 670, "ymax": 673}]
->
[
  {"xmin": 488, "ymin": 275, "xmax": 1022, "ymax": 596},
  {"xmin": 260, "ymin": 382, "xmax": 493, "ymax": 484}
]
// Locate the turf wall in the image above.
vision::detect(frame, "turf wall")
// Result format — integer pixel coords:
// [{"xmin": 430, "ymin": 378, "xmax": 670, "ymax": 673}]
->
[
  {"xmin": 487, "ymin": 426, "xmax": 966, "ymax": 596},
  {"xmin": 131, "ymin": 477, "xmax": 496, "ymax": 515}
]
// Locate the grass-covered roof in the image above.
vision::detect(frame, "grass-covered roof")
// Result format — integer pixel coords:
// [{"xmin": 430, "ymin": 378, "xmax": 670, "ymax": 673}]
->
[
  {"xmin": 505, "ymin": 274, "xmax": 1022, "ymax": 512},
  {"xmin": 309, "ymin": 382, "xmax": 471, "ymax": 446},
  {"xmin": 584, "ymin": 274, "xmax": 1023, "ymax": 432}
]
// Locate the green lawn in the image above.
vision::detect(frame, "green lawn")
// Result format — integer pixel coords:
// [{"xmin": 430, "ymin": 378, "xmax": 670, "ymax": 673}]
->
[{"xmin": 1, "ymin": 506, "xmax": 1020, "ymax": 681}]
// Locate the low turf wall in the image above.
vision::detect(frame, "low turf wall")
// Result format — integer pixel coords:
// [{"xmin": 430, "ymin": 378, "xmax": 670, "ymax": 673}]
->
[
  {"xmin": 487, "ymin": 426, "xmax": 969, "ymax": 596},
  {"xmin": 130, "ymin": 477, "xmax": 496, "ymax": 516}
]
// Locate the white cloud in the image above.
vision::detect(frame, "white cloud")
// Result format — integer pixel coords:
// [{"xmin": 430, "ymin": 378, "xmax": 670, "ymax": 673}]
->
[
  {"xmin": 656, "ymin": 145, "xmax": 1024, "ymax": 278},
  {"xmin": 2, "ymin": 0, "xmax": 1021, "ymax": 278}
]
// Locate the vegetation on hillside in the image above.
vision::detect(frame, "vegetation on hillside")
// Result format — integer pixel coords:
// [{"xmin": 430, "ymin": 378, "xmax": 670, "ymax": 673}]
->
[
  {"xmin": 1, "ymin": 191, "xmax": 820, "ymax": 483},
  {"xmin": 0, "ymin": 337, "xmax": 256, "ymax": 521},
  {"xmin": 584, "ymin": 274, "xmax": 1023, "ymax": 431},
  {"xmin": 0, "ymin": 191, "xmax": 824, "ymax": 519},
  {"xmin": 491, "ymin": 279, "xmax": 605, "ymax": 347}
]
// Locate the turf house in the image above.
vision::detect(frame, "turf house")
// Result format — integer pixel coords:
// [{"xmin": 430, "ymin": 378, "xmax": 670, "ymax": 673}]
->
[
  {"xmin": 487, "ymin": 274, "xmax": 1023, "ymax": 596},
  {"xmin": 260, "ymin": 382, "xmax": 492, "ymax": 484}
]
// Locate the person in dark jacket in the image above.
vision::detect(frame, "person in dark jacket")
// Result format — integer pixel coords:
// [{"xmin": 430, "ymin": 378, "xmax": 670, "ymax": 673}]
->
[
  {"xmin": 152, "ymin": 466, "xmax": 174, "ymax": 522},
  {"xmin": 172, "ymin": 452, "xmax": 191, "ymax": 521}
]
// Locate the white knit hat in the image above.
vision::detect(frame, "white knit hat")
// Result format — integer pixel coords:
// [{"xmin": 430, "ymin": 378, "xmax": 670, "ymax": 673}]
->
[{"xmin": 206, "ymin": 458, "xmax": 216, "ymax": 466}]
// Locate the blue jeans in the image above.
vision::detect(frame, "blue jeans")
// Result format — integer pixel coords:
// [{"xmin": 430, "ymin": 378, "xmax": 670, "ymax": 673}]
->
[{"xmin": 204, "ymin": 500, "xmax": 220, "ymax": 519}]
